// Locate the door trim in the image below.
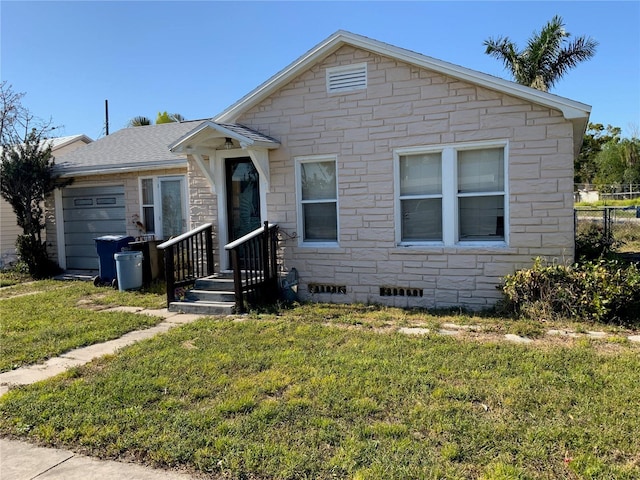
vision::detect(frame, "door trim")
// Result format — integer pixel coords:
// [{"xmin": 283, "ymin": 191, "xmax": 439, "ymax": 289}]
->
[{"xmin": 213, "ymin": 149, "xmax": 267, "ymax": 270}]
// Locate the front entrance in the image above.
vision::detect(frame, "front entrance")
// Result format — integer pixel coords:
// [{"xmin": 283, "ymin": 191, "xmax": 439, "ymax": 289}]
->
[{"xmin": 225, "ymin": 157, "xmax": 261, "ymax": 266}]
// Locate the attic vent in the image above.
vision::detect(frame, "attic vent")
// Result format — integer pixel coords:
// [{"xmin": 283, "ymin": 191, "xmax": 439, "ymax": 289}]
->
[
  {"xmin": 327, "ymin": 63, "xmax": 367, "ymax": 93},
  {"xmin": 309, "ymin": 283, "xmax": 347, "ymax": 295},
  {"xmin": 380, "ymin": 286, "xmax": 424, "ymax": 297}
]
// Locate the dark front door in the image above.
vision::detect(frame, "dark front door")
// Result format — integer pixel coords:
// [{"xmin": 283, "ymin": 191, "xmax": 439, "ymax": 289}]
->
[{"xmin": 226, "ymin": 157, "xmax": 261, "ymax": 266}]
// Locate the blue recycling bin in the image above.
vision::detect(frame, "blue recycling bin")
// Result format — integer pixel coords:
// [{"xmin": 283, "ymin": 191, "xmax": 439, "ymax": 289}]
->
[{"xmin": 94, "ymin": 235, "xmax": 134, "ymax": 285}]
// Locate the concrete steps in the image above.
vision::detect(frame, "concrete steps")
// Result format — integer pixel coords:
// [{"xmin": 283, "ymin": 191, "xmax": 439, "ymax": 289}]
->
[{"xmin": 169, "ymin": 274, "xmax": 237, "ymax": 315}]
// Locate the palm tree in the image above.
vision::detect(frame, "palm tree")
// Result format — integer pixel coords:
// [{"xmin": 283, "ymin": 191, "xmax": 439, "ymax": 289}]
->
[
  {"xmin": 484, "ymin": 15, "xmax": 597, "ymax": 92},
  {"xmin": 127, "ymin": 116, "xmax": 152, "ymax": 127}
]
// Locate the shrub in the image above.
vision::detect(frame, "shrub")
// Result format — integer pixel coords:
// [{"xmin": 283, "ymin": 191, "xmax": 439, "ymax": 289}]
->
[
  {"xmin": 575, "ymin": 222, "xmax": 619, "ymax": 260},
  {"xmin": 499, "ymin": 257, "xmax": 640, "ymax": 325}
]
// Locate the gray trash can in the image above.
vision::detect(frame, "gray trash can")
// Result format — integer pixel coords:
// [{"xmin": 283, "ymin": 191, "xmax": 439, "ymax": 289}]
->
[
  {"xmin": 114, "ymin": 251, "xmax": 143, "ymax": 291},
  {"xmin": 94, "ymin": 235, "xmax": 134, "ymax": 285}
]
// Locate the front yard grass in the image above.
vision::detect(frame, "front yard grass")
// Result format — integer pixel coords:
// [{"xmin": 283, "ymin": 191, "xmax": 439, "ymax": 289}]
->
[
  {"xmin": 1, "ymin": 304, "xmax": 638, "ymax": 479},
  {"xmin": 0, "ymin": 280, "xmax": 166, "ymax": 372}
]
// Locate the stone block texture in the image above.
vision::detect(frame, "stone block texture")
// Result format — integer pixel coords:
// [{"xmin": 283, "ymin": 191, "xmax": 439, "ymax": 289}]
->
[
  {"xmin": 189, "ymin": 46, "xmax": 574, "ymax": 309},
  {"xmin": 211, "ymin": 46, "xmax": 576, "ymax": 309}
]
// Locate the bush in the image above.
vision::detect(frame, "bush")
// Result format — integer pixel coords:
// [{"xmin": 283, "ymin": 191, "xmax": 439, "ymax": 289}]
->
[
  {"xmin": 575, "ymin": 223, "xmax": 619, "ymax": 260},
  {"xmin": 499, "ymin": 257, "xmax": 640, "ymax": 325},
  {"xmin": 15, "ymin": 234, "xmax": 60, "ymax": 279}
]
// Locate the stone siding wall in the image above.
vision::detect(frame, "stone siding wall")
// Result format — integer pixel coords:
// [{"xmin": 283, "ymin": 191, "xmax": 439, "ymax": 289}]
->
[
  {"xmin": 233, "ymin": 45, "xmax": 576, "ymax": 309},
  {"xmin": 186, "ymin": 156, "xmax": 220, "ymax": 268}
]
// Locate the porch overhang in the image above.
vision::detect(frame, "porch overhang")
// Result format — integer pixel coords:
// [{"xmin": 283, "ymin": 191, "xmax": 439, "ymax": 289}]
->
[{"xmin": 168, "ymin": 121, "xmax": 280, "ymax": 192}]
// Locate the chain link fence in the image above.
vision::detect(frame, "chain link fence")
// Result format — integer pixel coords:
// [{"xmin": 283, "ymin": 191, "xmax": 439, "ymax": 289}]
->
[{"xmin": 574, "ymin": 206, "xmax": 640, "ymax": 256}]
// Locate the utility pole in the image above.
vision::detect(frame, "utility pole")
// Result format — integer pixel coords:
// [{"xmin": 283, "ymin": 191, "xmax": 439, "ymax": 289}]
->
[{"xmin": 105, "ymin": 99, "xmax": 109, "ymax": 136}]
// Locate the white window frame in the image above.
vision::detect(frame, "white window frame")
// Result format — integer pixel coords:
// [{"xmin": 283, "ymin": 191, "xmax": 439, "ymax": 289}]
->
[
  {"xmin": 138, "ymin": 175, "xmax": 188, "ymax": 240},
  {"xmin": 295, "ymin": 155, "xmax": 339, "ymax": 247},
  {"xmin": 394, "ymin": 140, "xmax": 508, "ymax": 247}
]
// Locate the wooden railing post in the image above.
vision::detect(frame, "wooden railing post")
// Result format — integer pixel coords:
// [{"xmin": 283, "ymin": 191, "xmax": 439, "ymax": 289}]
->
[
  {"xmin": 225, "ymin": 222, "xmax": 279, "ymax": 313},
  {"xmin": 205, "ymin": 225, "xmax": 214, "ymax": 275},
  {"xmin": 230, "ymin": 248, "xmax": 244, "ymax": 313},
  {"xmin": 262, "ymin": 221, "xmax": 270, "ymax": 283},
  {"xmin": 164, "ymin": 247, "xmax": 175, "ymax": 308},
  {"xmin": 158, "ymin": 223, "xmax": 215, "ymax": 309}
]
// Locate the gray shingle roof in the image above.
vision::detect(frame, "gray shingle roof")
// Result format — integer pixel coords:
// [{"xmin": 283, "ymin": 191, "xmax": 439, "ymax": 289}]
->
[
  {"xmin": 216, "ymin": 123, "xmax": 280, "ymax": 145},
  {"xmin": 54, "ymin": 120, "xmax": 207, "ymax": 176}
]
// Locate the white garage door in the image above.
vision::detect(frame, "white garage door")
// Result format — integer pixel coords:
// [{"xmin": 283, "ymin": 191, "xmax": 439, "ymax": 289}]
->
[{"xmin": 62, "ymin": 185, "xmax": 126, "ymax": 270}]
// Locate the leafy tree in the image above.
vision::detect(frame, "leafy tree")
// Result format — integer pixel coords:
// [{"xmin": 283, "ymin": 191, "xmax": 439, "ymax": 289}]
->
[
  {"xmin": 1, "ymin": 129, "xmax": 71, "ymax": 277},
  {"xmin": 593, "ymin": 136, "xmax": 640, "ymax": 189},
  {"xmin": 1, "ymin": 83, "xmax": 69, "ymax": 277},
  {"xmin": 156, "ymin": 111, "xmax": 184, "ymax": 124},
  {"xmin": 484, "ymin": 15, "xmax": 597, "ymax": 92},
  {"xmin": 620, "ymin": 138, "xmax": 640, "ymax": 184},
  {"xmin": 575, "ymin": 123, "xmax": 621, "ymax": 185},
  {"xmin": 156, "ymin": 111, "xmax": 174, "ymax": 124}
]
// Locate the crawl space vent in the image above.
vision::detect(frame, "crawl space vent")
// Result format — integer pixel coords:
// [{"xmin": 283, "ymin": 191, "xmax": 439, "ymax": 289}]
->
[
  {"xmin": 309, "ymin": 283, "xmax": 347, "ymax": 294},
  {"xmin": 380, "ymin": 286, "xmax": 424, "ymax": 297},
  {"xmin": 326, "ymin": 63, "xmax": 367, "ymax": 93}
]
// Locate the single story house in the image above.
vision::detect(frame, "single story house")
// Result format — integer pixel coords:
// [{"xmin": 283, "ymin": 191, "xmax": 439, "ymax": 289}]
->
[
  {"xmin": 47, "ymin": 122, "xmax": 203, "ymax": 270},
  {"xmin": 50, "ymin": 31, "xmax": 590, "ymax": 309},
  {"xmin": 1, "ymin": 134, "xmax": 92, "ymax": 268}
]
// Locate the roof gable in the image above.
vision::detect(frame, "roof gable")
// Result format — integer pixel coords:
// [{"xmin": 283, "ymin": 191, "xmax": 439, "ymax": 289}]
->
[
  {"xmin": 214, "ymin": 31, "xmax": 590, "ymax": 152},
  {"xmin": 169, "ymin": 121, "xmax": 280, "ymax": 153},
  {"xmin": 48, "ymin": 134, "xmax": 93, "ymax": 150}
]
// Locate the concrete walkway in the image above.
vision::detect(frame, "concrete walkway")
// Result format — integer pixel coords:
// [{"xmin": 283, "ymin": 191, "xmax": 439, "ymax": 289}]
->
[
  {"xmin": 0, "ymin": 437, "xmax": 197, "ymax": 479},
  {"xmin": 0, "ymin": 308, "xmax": 203, "ymax": 397},
  {"xmin": 0, "ymin": 307, "xmax": 206, "ymax": 480}
]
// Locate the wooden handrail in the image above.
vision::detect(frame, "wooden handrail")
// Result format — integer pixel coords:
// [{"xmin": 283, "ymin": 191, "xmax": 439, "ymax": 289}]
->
[
  {"xmin": 224, "ymin": 223, "xmax": 276, "ymax": 251},
  {"xmin": 158, "ymin": 223, "xmax": 213, "ymax": 249},
  {"xmin": 225, "ymin": 221, "xmax": 279, "ymax": 313},
  {"xmin": 158, "ymin": 223, "xmax": 215, "ymax": 307}
]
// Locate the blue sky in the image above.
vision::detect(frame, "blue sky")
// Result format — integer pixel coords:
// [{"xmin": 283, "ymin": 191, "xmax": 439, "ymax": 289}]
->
[{"xmin": 2, "ymin": 1, "xmax": 639, "ymax": 140}]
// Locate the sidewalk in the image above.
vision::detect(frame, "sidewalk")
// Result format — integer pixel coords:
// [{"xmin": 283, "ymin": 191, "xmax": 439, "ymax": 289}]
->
[
  {"xmin": 0, "ymin": 307, "xmax": 207, "ymax": 480},
  {"xmin": 0, "ymin": 437, "xmax": 197, "ymax": 479}
]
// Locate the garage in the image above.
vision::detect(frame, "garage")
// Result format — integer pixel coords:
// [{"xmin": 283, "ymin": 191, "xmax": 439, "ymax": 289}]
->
[{"xmin": 62, "ymin": 185, "xmax": 126, "ymax": 270}]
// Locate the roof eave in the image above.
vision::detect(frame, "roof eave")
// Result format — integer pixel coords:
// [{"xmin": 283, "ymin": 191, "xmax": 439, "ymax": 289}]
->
[{"xmin": 55, "ymin": 159, "xmax": 188, "ymax": 178}]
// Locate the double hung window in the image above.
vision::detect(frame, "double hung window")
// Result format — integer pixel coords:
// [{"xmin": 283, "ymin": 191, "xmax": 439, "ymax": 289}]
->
[
  {"xmin": 399, "ymin": 152, "xmax": 442, "ymax": 241},
  {"xmin": 457, "ymin": 148, "xmax": 505, "ymax": 241},
  {"xmin": 296, "ymin": 156, "xmax": 338, "ymax": 245},
  {"xmin": 139, "ymin": 176, "xmax": 187, "ymax": 240},
  {"xmin": 396, "ymin": 142, "xmax": 507, "ymax": 246}
]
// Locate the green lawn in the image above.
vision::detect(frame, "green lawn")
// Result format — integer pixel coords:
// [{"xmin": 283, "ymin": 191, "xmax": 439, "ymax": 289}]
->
[
  {"xmin": 1, "ymin": 304, "xmax": 638, "ymax": 479},
  {"xmin": 0, "ymin": 280, "xmax": 166, "ymax": 372}
]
